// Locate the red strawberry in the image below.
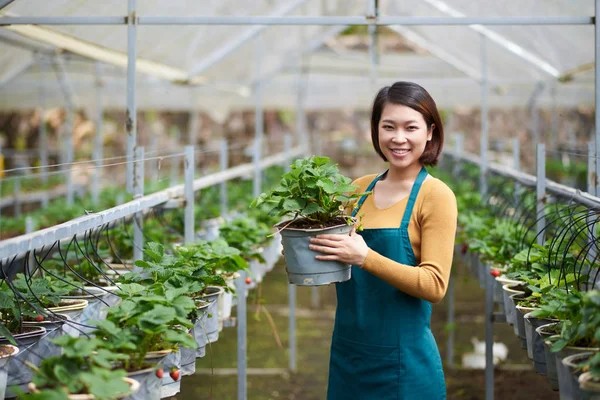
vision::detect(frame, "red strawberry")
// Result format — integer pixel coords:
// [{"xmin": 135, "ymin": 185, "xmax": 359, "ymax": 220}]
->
[
  {"xmin": 155, "ymin": 368, "xmax": 164, "ymax": 379},
  {"xmin": 461, "ymin": 243, "xmax": 469, "ymax": 255},
  {"xmin": 490, "ymin": 269, "xmax": 501, "ymax": 278},
  {"xmin": 245, "ymin": 277, "xmax": 252, "ymax": 285},
  {"xmin": 169, "ymin": 368, "xmax": 180, "ymax": 381},
  {"xmin": 35, "ymin": 315, "xmax": 44, "ymax": 322}
]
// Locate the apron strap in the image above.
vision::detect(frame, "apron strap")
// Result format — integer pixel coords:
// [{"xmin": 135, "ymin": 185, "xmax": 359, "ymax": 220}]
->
[
  {"xmin": 351, "ymin": 172, "xmax": 385, "ymax": 218},
  {"xmin": 399, "ymin": 166, "xmax": 429, "ymax": 230}
]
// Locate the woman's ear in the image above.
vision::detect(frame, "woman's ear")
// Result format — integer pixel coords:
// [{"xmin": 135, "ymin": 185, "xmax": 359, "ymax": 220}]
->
[{"xmin": 427, "ymin": 124, "xmax": 435, "ymax": 141}]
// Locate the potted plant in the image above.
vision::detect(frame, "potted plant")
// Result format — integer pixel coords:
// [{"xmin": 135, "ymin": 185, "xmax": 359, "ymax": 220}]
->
[
  {"xmin": 92, "ymin": 283, "xmax": 197, "ymax": 400},
  {"xmin": 251, "ymin": 156, "xmax": 369, "ymax": 286},
  {"xmin": 546, "ymin": 290, "xmax": 600, "ymax": 398},
  {"xmin": 0, "ymin": 324, "xmax": 18, "ymax": 399},
  {"xmin": 578, "ymin": 351, "xmax": 600, "ymax": 399},
  {"xmin": 21, "ymin": 335, "xmax": 138, "ymax": 400},
  {"xmin": 218, "ymin": 216, "xmax": 271, "ymax": 288}
]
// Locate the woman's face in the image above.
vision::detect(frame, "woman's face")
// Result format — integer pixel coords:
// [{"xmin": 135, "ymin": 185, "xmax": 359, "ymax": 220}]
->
[{"xmin": 378, "ymin": 103, "xmax": 433, "ymax": 172}]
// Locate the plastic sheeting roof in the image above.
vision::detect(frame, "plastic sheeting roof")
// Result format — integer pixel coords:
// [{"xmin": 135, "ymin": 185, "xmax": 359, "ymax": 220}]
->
[{"xmin": 0, "ymin": 0, "xmax": 595, "ymax": 113}]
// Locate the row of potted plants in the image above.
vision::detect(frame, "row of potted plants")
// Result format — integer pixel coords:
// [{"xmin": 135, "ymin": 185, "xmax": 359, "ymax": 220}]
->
[
  {"xmin": 0, "ymin": 167, "xmax": 289, "ymax": 398},
  {"xmin": 444, "ymin": 167, "xmax": 600, "ymax": 399}
]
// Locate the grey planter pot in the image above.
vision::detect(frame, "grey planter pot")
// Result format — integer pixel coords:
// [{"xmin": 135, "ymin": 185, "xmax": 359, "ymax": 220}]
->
[
  {"xmin": 180, "ymin": 346, "xmax": 196, "ymax": 377},
  {"xmin": 62, "ymin": 290, "xmax": 109, "ymax": 335},
  {"xmin": 515, "ymin": 304, "xmax": 538, "ymax": 352},
  {"xmin": 198, "ymin": 286, "xmax": 224, "ymax": 344},
  {"xmin": 0, "ymin": 345, "xmax": 18, "ymax": 400},
  {"xmin": 524, "ymin": 313, "xmax": 559, "ymax": 375},
  {"xmin": 536, "ymin": 323, "xmax": 562, "ymax": 391},
  {"xmin": 46, "ymin": 299, "xmax": 89, "ymax": 337},
  {"xmin": 561, "ymin": 352, "xmax": 596, "ymax": 400},
  {"xmin": 279, "ymin": 218, "xmax": 354, "ymax": 286},
  {"xmin": 192, "ymin": 301, "xmax": 211, "ymax": 357},
  {"xmin": 555, "ymin": 346, "xmax": 600, "ymax": 400},
  {"xmin": 579, "ymin": 372, "xmax": 600, "ymax": 400},
  {"xmin": 160, "ymin": 349, "xmax": 181, "ymax": 398},
  {"xmin": 509, "ymin": 292, "xmax": 527, "ymax": 345},
  {"xmin": 502, "ymin": 282, "xmax": 525, "ymax": 327},
  {"xmin": 3, "ymin": 326, "xmax": 47, "ymax": 398},
  {"xmin": 127, "ymin": 367, "xmax": 162, "ymax": 400}
]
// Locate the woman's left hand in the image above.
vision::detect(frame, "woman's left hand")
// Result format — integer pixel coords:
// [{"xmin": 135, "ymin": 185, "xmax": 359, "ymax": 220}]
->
[{"xmin": 308, "ymin": 227, "xmax": 369, "ymax": 266}]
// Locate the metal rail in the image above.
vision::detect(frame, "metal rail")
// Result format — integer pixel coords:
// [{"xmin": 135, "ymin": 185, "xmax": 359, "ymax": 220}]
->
[
  {"xmin": 0, "ymin": 16, "xmax": 593, "ymax": 26},
  {"xmin": 445, "ymin": 150, "xmax": 600, "ymax": 210}
]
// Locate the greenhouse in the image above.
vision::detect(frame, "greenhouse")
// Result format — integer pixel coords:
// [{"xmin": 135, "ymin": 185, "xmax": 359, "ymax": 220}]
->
[{"xmin": 0, "ymin": 1, "xmax": 599, "ymax": 399}]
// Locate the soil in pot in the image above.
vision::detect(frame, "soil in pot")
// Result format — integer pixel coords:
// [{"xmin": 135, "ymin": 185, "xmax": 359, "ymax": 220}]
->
[
  {"xmin": 579, "ymin": 372, "xmax": 600, "ymax": 399},
  {"xmin": 3, "ymin": 326, "xmax": 47, "ymax": 398},
  {"xmin": 561, "ymin": 352, "xmax": 596, "ymax": 400}
]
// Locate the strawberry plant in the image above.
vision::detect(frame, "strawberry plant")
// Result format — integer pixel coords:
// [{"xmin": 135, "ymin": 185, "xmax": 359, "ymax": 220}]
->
[
  {"xmin": 19, "ymin": 335, "xmax": 131, "ymax": 400},
  {"xmin": 251, "ymin": 156, "xmax": 369, "ymax": 229},
  {"xmin": 95, "ymin": 282, "xmax": 197, "ymax": 372}
]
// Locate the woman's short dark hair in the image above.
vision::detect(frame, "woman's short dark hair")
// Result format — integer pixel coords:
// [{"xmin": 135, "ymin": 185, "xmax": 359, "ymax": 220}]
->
[{"xmin": 370, "ymin": 81, "xmax": 444, "ymax": 166}]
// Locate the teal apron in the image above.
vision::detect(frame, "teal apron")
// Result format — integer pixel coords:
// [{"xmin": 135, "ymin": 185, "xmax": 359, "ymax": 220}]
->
[{"xmin": 327, "ymin": 167, "xmax": 446, "ymax": 400}]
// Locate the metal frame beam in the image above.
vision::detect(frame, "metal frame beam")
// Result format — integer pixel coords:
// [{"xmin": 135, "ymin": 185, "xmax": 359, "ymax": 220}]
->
[
  {"xmin": 420, "ymin": 0, "xmax": 561, "ymax": 77},
  {"xmin": 187, "ymin": 0, "xmax": 308, "ymax": 77},
  {"xmin": 0, "ymin": 16, "xmax": 592, "ymax": 26}
]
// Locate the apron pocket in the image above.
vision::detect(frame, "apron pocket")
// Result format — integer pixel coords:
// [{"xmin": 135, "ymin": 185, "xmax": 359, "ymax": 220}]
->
[{"xmin": 329, "ymin": 336, "xmax": 401, "ymax": 400}]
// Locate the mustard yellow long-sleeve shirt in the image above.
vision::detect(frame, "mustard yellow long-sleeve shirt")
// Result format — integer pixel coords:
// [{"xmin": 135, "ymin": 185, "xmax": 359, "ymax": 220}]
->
[{"xmin": 351, "ymin": 174, "xmax": 458, "ymax": 303}]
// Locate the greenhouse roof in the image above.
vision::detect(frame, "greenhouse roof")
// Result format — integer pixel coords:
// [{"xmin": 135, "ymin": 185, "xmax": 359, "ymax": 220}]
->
[{"xmin": 0, "ymin": 0, "xmax": 595, "ymax": 112}]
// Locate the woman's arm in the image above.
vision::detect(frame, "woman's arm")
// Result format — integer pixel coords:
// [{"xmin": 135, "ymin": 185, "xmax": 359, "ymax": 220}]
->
[{"xmin": 309, "ymin": 181, "xmax": 457, "ymax": 303}]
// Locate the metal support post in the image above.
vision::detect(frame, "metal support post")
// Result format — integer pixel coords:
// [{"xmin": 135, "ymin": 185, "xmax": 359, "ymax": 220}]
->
[
  {"xmin": 189, "ymin": 111, "xmax": 201, "ymax": 146},
  {"xmin": 596, "ymin": 0, "xmax": 600, "ymax": 197},
  {"xmin": 536, "ymin": 144, "xmax": 546, "ymax": 246},
  {"xmin": 480, "ymin": 34, "xmax": 488, "ymax": 198},
  {"xmin": 513, "ymin": 138, "xmax": 520, "ymax": 205},
  {"xmin": 551, "ymin": 83, "xmax": 558, "ymax": 147},
  {"xmin": 148, "ymin": 116, "xmax": 159, "ymax": 180},
  {"xmin": 13, "ymin": 177, "xmax": 21, "ymax": 218},
  {"xmin": 452, "ymin": 133, "xmax": 464, "ymax": 176},
  {"xmin": 126, "ymin": 0, "xmax": 137, "ymax": 194},
  {"xmin": 92, "ymin": 62, "xmax": 104, "ymax": 205},
  {"xmin": 589, "ymin": 141, "xmax": 596, "ymax": 195},
  {"xmin": 219, "ymin": 139, "xmax": 229, "ymax": 217},
  {"xmin": 37, "ymin": 55, "xmax": 49, "ymax": 188},
  {"xmin": 295, "ymin": 62, "xmax": 309, "ymax": 156},
  {"xmin": 133, "ymin": 146, "xmax": 144, "ymax": 263},
  {"xmin": 368, "ymin": 0, "xmax": 379, "ymax": 86},
  {"xmin": 170, "ymin": 127, "xmax": 181, "ymax": 186},
  {"xmin": 184, "ymin": 146, "xmax": 195, "ymax": 244},
  {"xmin": 253, "ymin": 37, "xmax": 264, "ymax": 199},
  {"xmin": 25, "ymin": 217, "xmax": 35, "ymax": 275},
  {"xmin": 52, "ymin": 55, "xmax": 75, "ymax": 206},
  {"xmin": 64, "ymin": 107, "xmax": 74, "ymax": 206},
  {"xmin": 484, "ymin": 263, "xmax": 494, "ymax": 400},
  {"xmin": 446, "ymin": 272, "xmax": 455, "ymax": 369},
  {"xmin": 528, "ymin": 83, "xmax": 545, "ymax": 146},
  {"xmin": 236, "ymin": 271, "xmax": 248, "ymax": 400},
  {"xmin": 284, "ymin": 134, "xmax": 297, "ymax": 373}
]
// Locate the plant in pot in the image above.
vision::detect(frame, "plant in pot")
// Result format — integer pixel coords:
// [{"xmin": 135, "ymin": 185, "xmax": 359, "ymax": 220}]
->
[
  {"xmin": 19, "ymin": 334, "xmax": 138, "ymax": 400},
  {"xmin": 0, "ymin": 322, "xmax": 18, "ymax": 399},
  {"xmin": 95, "ymin": 282, "xmax": 197, "ymax": 400},
  {"xmin": 251, "ymin": 156, "xmax": 369, "ymax": 286},
  {"xmin": 218, "ymin": 216, "xmax": 271, "ymax": 286},
  {"xmin": 544, "ymin": 290, "xmax": 600, "ymax": 398},
  {"xmin": 577, "ymin": 350, "xmax": 600, "ymax": 398}
]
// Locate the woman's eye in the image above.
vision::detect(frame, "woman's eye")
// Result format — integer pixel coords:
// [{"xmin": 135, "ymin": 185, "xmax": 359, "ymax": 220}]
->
[
  {"xmin": 407, "ymin": 126, "xmax": 418, "ymax": 131},
  {"xmin": 382, "ymin": 125, "xmax": 394, "ymax": 130}
]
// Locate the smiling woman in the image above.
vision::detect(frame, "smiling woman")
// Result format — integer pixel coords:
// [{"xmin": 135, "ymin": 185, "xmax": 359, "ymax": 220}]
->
[{"xmin": 305, "ymin": 81, "xmax": 457, "ymax": 400}]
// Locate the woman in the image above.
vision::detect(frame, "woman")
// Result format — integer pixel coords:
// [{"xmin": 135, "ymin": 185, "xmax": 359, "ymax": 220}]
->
[{"xmin": 308, "ymin": 81, "xmax": 457, "ymax": 399}]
